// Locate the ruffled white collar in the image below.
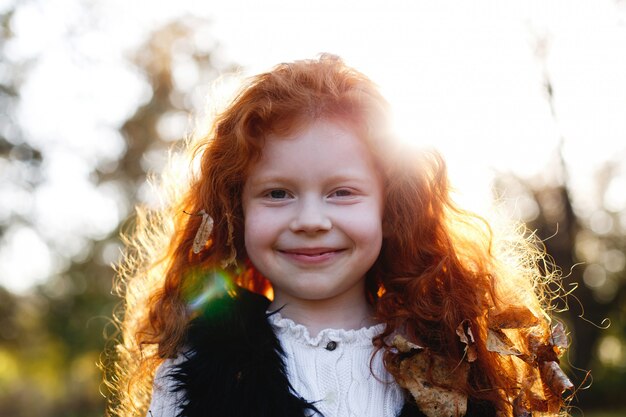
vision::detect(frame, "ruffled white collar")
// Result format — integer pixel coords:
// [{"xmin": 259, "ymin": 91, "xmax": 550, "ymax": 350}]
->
[{"xmin": 267, "ymin": 311, "xmax": 385, "ymax": 348}]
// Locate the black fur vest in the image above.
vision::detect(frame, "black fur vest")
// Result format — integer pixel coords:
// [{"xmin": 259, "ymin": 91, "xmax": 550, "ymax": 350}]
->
[{"xmin": 165, "ymin": 287, "xmax": 492, "ymax": 417}]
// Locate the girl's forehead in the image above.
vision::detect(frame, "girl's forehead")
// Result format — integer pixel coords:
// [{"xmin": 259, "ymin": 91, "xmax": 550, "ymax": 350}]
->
[
  {"xmin": 261, "ymin": 120, "xmax": 366, "ymax": 156},
  {"xmin": 241, "ymin": 117, "xmax": 388, "ymax": 185},
  {"xmin": 267, "ymin": 118, "xmax": 375, "ymax": 150},
  {"xmin": 244, "ymin": 119, "xmax": 383, "ymax": 183},
  {"xmin": 266, "ymin": 117, "xmax": 357, "ymax": 140}
]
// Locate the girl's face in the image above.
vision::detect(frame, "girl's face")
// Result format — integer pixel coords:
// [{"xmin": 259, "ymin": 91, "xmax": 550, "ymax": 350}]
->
[{"xmin": 242, "ymin": 120, "xmax": 384, "ymax": 310}]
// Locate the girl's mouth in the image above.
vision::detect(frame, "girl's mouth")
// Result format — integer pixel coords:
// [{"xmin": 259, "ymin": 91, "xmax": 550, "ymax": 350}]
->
[{"xmin": 278, "ymin": 248, "xmax": 344, "ymax": 263}]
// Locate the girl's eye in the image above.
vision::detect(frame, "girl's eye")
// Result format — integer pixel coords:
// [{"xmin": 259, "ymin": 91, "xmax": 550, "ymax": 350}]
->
[
  {"xmin": 267, "ymin": 189, "xmax": 289, "ymax": 199},
  {"xmin": 331, "ymin": 189, "xmax": 353, "ymax": 198}
]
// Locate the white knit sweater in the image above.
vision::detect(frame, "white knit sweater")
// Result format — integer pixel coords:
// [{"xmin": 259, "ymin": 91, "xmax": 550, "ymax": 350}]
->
[{"xmin": 268, "ymin": 313, "xmax": 404, "ymax": 417}]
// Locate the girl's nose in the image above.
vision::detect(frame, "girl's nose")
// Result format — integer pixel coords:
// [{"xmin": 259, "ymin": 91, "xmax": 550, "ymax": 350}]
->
[{"xmin": 289, "ymin": 198, "xmax": 332, "ymax": 233}]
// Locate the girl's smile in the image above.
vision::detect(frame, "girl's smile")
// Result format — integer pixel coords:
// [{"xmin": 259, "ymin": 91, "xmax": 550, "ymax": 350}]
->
[
  {"xmin": 242, "ymin": 119, "xmax": 384, "ymax": 322},
  {"xmin": 277, "ymin": 247, "xmax": 346, "ymax": 264}
]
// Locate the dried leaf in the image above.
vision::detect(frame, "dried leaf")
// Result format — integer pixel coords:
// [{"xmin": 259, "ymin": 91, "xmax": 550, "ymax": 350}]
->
[
  {"xmin": 455, "ymin": 320, "xmax": 474, "ymax": 345},
  {"xmin": 513, "ymin": 405, "xmax": 532, "ymax": 417},
  {"xmin": 486, "ymin": 329, "xmax": 521, "ymax": 356},
  {"xmin": 489, "ymin": 306, "xmax": 540, "ymax": 329},
  {"xmin": 528, "ymin": 390, "xmax": 561, "ymax": 414},
  {"xmin": 513, "ymin": 380, "xmax": 562, "ymax": 415},
  {"xmin": 527, "ymin": 330, "xmax": 559, "ymax": 363},
  {"xmin": 192, "ymin": 211, "xmax": 214, "ymax": 254},
  {"xmin": 527, "ymin": 330, "xmax": 542, "ymax": 355},
  {"xmin": 513, "ymin": 394, "xmax": 532, "ymax": 417},
  {"xmin": 392, "ymin": 334, "xmax": 423, "ymax": 353},
  {"xmin": 456, "ymin": 320, "xmax": 477, "ymax": 362},
  {"xmin": 465, "ymin": 345, "xmax": 478, "ymax": 363},
  {"xmin": 400, "ymin": 374, "xmax": 467, "ymax": 417},
  {"xmin": 514, "ymin": 352, "xmax": 534, "ymax": 364},
  {"xmin": 527, "ymin": 396, "xmax": 550, "ymax": 412},
  {"xmin": 529, "ymin": 332, "xmax": 559, "ymax": 363},
  {"xmin": 540, "ymin": 361, "xmax": 574, "ymax": 395},
  {"xmin": 550, "ymin": 322, "xmax": 568, "ymax": 353},
  {"xmin": 392, "ymin": 349, "xmax": 468, "ymax": 417}
]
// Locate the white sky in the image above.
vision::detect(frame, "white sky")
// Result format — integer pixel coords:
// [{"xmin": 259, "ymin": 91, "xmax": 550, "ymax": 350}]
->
[{"xmin": 1, "ymin": 0, "xmax": 625, "ymax": 293}]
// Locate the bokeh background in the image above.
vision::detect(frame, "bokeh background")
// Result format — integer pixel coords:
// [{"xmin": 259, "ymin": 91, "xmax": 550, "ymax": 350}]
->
[{"xmin": 1, "ymin": 0, "xmax": 625, "ymax": 416}]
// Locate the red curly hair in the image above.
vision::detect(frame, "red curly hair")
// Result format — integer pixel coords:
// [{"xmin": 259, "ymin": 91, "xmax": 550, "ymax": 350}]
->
[{"xmin": 107, "ymin": 55, "xmax": 570, "ymax": 417}]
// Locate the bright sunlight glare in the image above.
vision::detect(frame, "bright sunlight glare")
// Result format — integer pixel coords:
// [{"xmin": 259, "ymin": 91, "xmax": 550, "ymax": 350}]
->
[
  {"xmin": 1, "ymin": 0, "xmax": 625, "ymax": 293},
  {"xmin": 206, "ymin": 0, "xmax": 626, "ymax": 213}
]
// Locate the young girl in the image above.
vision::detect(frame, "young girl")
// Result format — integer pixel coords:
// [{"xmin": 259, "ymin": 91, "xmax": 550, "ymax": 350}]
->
[{"xmin": 108, "ymin": 55, "xmax": 573, "ymax": 417}]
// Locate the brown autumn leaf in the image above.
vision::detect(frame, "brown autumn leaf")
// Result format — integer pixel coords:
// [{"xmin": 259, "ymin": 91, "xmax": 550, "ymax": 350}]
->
[
  {"xmin": 540, "ymin": 361, "xmax": 574, "ymax": 395},
  {"xmin": 395, "ymin": 354, "xmax": 468, "ymax": 417},
  {"xmin": 486, "ymin": 329, "xmax": 522, "ymax": 356},
  {"xmin": 392, "ymin": 334, "xmax": 423, "ymax": 353},
  {"xmin": 528, "ymin": 331, "xmax": 560, "ymax": 363},
  {"xmin": 550, "ymin": 322, "xmax": 568, "ymax": 354},
  {"xmin": 192, "ymin": 210, "xmax": 213, "ymax": 254},
  {"xmin": 488, "ymin": 306, "xmax": 540, "ymax": 329},
  {"xmin": 526, "ymin": 394, "xmax": 551, "ymax": 413},
  {"xmin": 528, "ymin": 389, "xmax": 561, "ymax": 414},
  {"xmin": 515, "ymin": 369, "xmax": 564, "ymax": 414},
  {"xmin": 455, "ymin": 320, "xmax": 477, "ymax": 362},
  {"xmin": 488, "ymin": 305, "xmax": 540, "ymax": 330},
  {"xmin": 512, "ymin": 393, "xmax": 532, "ymax": 417},
  {"xmin": 391, "ymin": 336, "xmax": 468, "ymax": 417}
]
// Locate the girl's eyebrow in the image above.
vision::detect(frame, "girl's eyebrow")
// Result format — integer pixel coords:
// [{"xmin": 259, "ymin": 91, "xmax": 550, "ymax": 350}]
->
[
  {"xmin": 247, "ymin": 173, "xmax": 374, "ymax": 189},
  {"xmin": 324, "ymin": 174, "xmax": 372, "ymax": 185},
  {"xmin": 245, "ymin": 174, "xmax": 291, "ymax": 186}
]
